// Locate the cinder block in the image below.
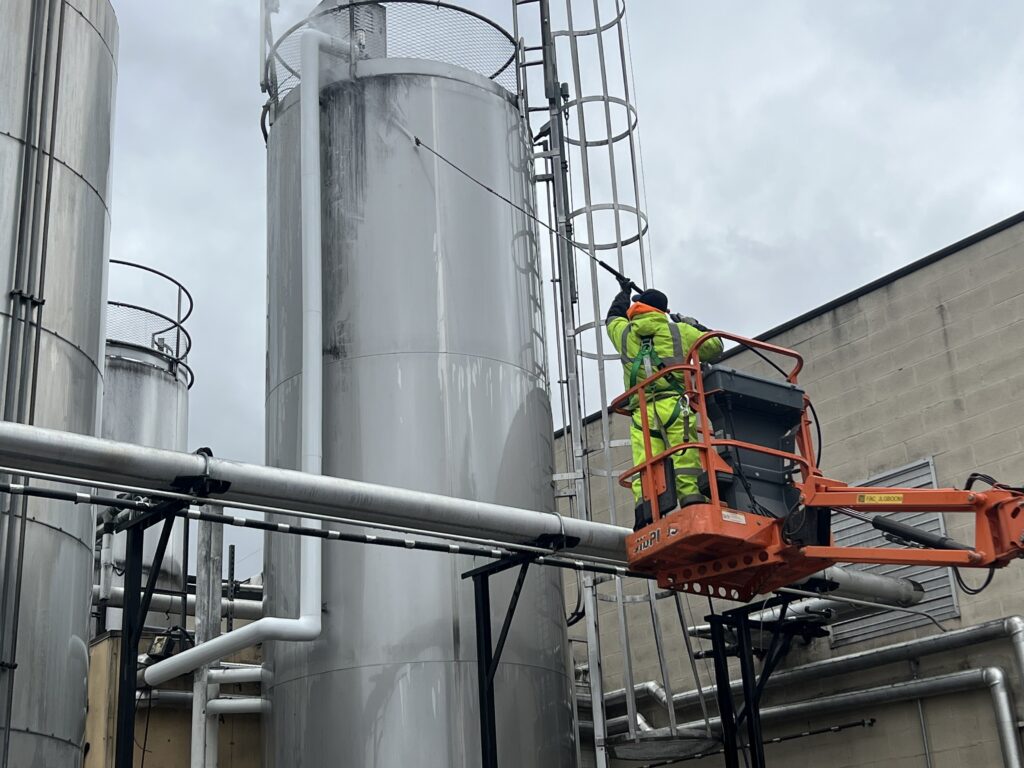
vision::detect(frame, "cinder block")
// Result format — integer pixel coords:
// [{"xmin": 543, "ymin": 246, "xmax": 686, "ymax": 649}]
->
[
  {"xmin": 904, "ymin": 304, "xmax": 947, "ymax": 339},
  {"xmin": 988, "ymin": 268, "xmax": 1024, "ymax": 307},
  {"xmin": 912, "ymin": 351, "xmax": 960, "ymax": 388},
  {"xmin": 903, "ymin": 430, "xmax": 951, "ymax": 461},
  {"xmin": 864, "ymin": 443, "xmax": 909, "ymax": 478},
  {"xmin": 973, "ymin": 427, "xmax": 1023, "ymax": 468}
]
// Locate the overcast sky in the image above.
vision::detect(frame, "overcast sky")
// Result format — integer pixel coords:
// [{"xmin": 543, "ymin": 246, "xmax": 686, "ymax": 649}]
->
[{"xmin": 107, "ymin": 1, "xmax": 1024, "ymax": 575}]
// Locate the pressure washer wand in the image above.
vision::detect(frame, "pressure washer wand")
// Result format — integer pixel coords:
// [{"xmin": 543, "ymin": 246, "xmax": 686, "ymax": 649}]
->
[{"xmin": 592, "ymin": 257, "xmax": 642, "ymax": 294}]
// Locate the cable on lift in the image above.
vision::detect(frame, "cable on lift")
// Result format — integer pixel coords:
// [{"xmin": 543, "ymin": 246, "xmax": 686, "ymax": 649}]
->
[
  {"xmin": 947, "ymin": 473, "xmax": 1024, "ymax": 595},
  {"xmin": 565, "ymin": 570, "xmax": 585, "ymax": 627},
  {"xmin": 775, "ymin": 587, "xmax": 948, "ymax": 633}
]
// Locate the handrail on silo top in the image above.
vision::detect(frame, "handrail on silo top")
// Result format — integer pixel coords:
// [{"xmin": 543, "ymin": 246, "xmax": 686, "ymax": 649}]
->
[{"xmin": 106, "ymin": 259, "xmax": 195, "ymax": 388}]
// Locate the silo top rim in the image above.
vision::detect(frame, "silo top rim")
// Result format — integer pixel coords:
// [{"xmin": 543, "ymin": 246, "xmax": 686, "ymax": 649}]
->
[
  {"xmin": 264, "ymin": 1, "xmax": 518, "ymax": 104},
  {"xmin": 275, "ymin": 57, "xmax": 518, "ymax": 117}
]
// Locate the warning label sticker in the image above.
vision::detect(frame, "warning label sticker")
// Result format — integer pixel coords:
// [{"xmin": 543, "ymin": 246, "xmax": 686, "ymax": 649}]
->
[
  {"xmin": 722, "ymin": 510, "xmax": 746, "ymax": 524},
  {"xmin": 857, "ymin": 493, "xmax": 904, "ymax": 504}
]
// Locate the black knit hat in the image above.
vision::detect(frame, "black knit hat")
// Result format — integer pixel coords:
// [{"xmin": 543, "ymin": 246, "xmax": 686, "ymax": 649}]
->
[{"xmin": 632, "ymin": 289, "xmax": 668, "ymax": 312}]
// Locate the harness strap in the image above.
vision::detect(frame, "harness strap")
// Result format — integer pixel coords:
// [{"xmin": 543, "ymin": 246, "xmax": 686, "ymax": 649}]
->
[{"xmin": 632, "ymin": 394, "xmax": 685, "ymax": 443}]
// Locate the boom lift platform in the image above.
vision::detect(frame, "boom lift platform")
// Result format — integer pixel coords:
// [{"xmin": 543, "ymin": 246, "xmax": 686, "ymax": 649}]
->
[{"xmin": 617, "ymin": 331, "xmax": 1024, "ymax": 601}]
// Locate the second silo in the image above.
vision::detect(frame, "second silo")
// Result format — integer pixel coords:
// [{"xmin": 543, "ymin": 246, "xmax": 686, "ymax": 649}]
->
[
  {"xmin": 263, "ymin": 3, "xmax": 574, "ymax": 766},
  {"xmin": 98, "ymin": 260, "xmax": 192, "ymax": 631}
]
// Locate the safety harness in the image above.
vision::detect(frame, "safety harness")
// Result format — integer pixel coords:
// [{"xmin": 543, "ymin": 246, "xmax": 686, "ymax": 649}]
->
[{"xmin": 619, "ymin": 321, "xmax": 691, "ymax": 442}]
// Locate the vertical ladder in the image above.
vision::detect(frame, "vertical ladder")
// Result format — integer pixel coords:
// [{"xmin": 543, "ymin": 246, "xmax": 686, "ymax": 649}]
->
[
  {"xmin": 513, "ymin": 1, "xmax": 713, "ymax": 765},
  {"xmin": 512, "ymin": 3, "xmax": 609, "ymax": 766}
]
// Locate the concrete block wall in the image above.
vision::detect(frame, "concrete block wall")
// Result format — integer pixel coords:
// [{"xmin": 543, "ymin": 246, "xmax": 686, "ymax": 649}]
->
[{"xmin": 559, "ymin": 213, "xmax": 1024, "ymax": 766}]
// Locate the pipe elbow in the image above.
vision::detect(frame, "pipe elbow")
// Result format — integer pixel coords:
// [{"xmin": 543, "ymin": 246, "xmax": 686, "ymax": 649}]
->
[
  {"xmin": 642, "ymin": 681, "xmax": 668, "ymax": 707},
  {"xmin": 983, "ymin": 666, "xmax": 1008, "ymax": 690},
  {"xmin": 1004, "ymin": 616, "xmax": 1024, "ymax": 638},
  {"xmin": 142, "ymin": 614, "xmax": 325, "ymax": 688},
  {"xmin": 266, "ymin": 614, "xmax": 321, "ymax": 642}
]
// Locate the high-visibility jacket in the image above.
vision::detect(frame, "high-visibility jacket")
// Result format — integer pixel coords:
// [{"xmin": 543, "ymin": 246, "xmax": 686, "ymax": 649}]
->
[{"xmin": 607, "ymin": 307, "xmax": 723, "ymax": 404}]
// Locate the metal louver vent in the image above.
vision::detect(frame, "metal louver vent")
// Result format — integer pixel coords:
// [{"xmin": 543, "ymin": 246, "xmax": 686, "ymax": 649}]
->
[{"xmin": 830, "ymin": 458, "xmax": 960, "ymax": 647}]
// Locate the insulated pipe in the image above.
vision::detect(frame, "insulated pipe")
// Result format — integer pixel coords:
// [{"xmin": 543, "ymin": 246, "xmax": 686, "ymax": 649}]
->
[
  {"xmin": 578, "ymin": 712, "xmax": 670, "ymax": 736},
  {"xmin": 206, "ymin": 697, "xmax": 269, "ymax": 715},
  {"xmin": 299, "ymin": 28, "xmax": 332, "ymax": 479},
  {"xmin": 145, "ymin": 30, "xmax": 353, "ymax": 689},
  {"xmin": 688, "ymin": 597, "xmax": 880, "ymax": 639},
  {"xmin": 671, "ymin": 668, "xmax": 1022, "ymax": 768},
  {"xmin": 804, "ymin": 565, "xmax": 925, "ymax": 607},
  {"xmin": 92, "ymin": 586, "xmax": 263, "ymax": 621},
  {"xmin": 0, "ymin": 421, "xmax": 628, "ymax": 562},
  {"xmin": 206, "ymin": 667, "xmax": 266, "ymax": 685},
  {"xmin": 592, "ymin": 616, "xmax": 1024, "ymax": 716}
]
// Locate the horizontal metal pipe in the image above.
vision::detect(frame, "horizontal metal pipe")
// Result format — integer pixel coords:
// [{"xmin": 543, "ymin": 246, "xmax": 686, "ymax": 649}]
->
[
  {"xmin": 672, "ymin": 668, "xmax": 1022, "ymax": 768},
  {"xmin": 767, "ymin": 615, "xmax": 1024, "ymax": 690},
  {"xmin": 592, "ymin": 616, "xmax": 1024, "ymax": 715},
  {"xmin": 94, "ymin": 585, "xmax": 263, "ymax": 621},
  {"xmin": 688, "ymin": 597, "xmax": 877, "ymax": 639},
  {"xmin": 205, "ymin": 697, "xmax": 268, "ymax": 715},
  {"xmin": 804, "ymin": 565, "xmax": 924, "ymax": 607},
  {"xmin": 579, "ymin": 713, "xmax": 697, "ymax": 737},
  {"xmin": 0, "ymin": 421, "xmax": 627, "ymax": 561},
  {"xmin": 207, "ymin": 667, "xmax": 265, "ymax": 685}
]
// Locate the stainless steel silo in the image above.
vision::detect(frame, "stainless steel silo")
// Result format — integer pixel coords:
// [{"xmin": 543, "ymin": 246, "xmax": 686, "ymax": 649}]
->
[
  {"xmin": 263, "ymin": 5, "xmax": 574, "ymax": 766},
  {"xmin": 0, "ymin": 0, "xmax": 118, "ymax": 764},
  {"xmin": 99, "ymin": 260, "xmax": 192, "ymax": 630}
]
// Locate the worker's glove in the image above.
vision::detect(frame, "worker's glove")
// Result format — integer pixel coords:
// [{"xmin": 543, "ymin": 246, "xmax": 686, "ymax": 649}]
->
[
  {"xmin": 672, "ymin": 313, "xmax": 711, "ymax": 332},
  {"xmin": 616, "ymin": 274, "xmax": 633, "ymax": 292}
]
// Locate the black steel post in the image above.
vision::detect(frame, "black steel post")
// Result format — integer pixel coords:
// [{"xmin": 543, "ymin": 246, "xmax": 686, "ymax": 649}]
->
[
  {"xmin": 473, "ymin": 573, "xmax": 498, "ymax": 768},
  {"xmin": 488, "ymin": 562, "xmax": 529, "ymax": 682},
  {"xmin": 114, "ymin": 522, "xmax": 144, "ymax": 768},
  {"xmin": 708, "ymin": 616, "xmax": 740, "ymax": 768},
  {"xmin": 735, "ymin": 615, "xmax": 767, "ymax": 768},
  {"xmin": 135, "ymin": 515, "xmax": 174, "ymax": 631}
]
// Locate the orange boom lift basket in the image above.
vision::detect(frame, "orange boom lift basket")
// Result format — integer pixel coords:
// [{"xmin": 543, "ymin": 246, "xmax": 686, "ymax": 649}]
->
[{"xmin": 617, "ymin": 332, "xmax": 1024, "ymax": 602}]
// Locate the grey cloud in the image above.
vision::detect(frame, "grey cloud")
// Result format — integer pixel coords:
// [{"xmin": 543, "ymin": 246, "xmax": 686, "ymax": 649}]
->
[{"xmin": 107, "ymin": 1, "xmax": 1024, "ymax": 575}]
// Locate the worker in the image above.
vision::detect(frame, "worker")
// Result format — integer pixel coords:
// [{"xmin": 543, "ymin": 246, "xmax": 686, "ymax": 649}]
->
[{"xmin": 606, "ymin": 277, "xmax": 723, "ymax": 530}]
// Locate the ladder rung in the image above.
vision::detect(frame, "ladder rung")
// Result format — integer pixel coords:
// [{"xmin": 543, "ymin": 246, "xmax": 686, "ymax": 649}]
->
[{"xmin": 521, "ymin": 59, "xmax": 543, "ymax": 68}]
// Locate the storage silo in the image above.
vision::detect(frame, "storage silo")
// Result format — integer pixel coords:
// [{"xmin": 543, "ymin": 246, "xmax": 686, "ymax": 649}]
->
[
  {"xmin": 0, "ymin": 0, "xmax": 118, "ymax": 764},
  {"xmin": 263, "ymin": 3, "xmax": 574, "ymax": 765},
  {"xmin": 99, "ymin": 260, "xmax": 192, "ymax": 630}
]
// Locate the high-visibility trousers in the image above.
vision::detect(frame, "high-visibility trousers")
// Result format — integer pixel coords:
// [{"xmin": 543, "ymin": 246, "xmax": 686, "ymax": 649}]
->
[{"xmin": 629, "ymin": 396, "xmax": 702, "ymax": 504}]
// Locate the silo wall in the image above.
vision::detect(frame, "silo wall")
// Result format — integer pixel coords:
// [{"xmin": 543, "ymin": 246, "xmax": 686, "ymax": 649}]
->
[
  {"xmin": 0, "ymin": 0, "xmax": 118, "ymax": 764},
  {"xmin": 264, "ymin": 58, "xmax": 574, "ymax": 766}
]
